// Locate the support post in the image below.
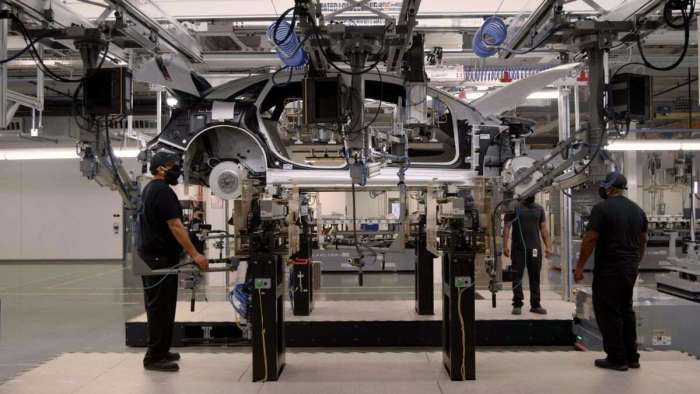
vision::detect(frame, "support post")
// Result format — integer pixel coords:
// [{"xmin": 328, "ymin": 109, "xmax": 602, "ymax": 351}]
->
[
  {"xmin": 415, "ymin": 214, "xmax": 435, "ymax": 315},
  {"xmin": 442, "ymin": 217, "xmax": 476, "ymax": 381},
  {"xmin": 558, "ymin": 86, "xmax": 573, "ymax": 301},
  {"xmin": 249, "ymin": 215, "xmax": 286, "ymax": 382},
  {"xmin": 156, "ymin": 88, "xmax": 163, "ymax": 132},
  {"xmin": 691, "ymin": 154, "xmax": 697, "ymax": 243},
  {"xmin": 0, "ymin": 6, "xmax": 9, "ymax": 129},
  {"xmin": 291, "ymin": 212, "xmax": 314, "ymax": 316}
]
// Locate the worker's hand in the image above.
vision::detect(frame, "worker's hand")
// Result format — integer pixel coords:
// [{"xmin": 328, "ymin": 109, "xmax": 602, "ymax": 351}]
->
[
  {"xmin": 193, "ymin": 253, "xmax": 210, "ymax": 271},
  {"xmin": 503, "ymin": 246, "xmax": 510, "ymax": 258},
  {"xmin": 545, "ymin": 248, "xmax": 553, "ymax": 259},
  {"xmin": 574, "ymin": 266, "xmax": 584, "ymax": 283}
]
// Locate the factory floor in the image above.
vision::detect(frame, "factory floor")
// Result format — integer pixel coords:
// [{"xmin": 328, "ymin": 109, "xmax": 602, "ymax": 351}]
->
[{"xmin": 0, "ymin": 260, "xmax": 670, "ymax": 391}]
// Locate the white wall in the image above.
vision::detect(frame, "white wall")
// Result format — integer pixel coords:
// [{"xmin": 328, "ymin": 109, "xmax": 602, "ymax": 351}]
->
[
  {"xmin": 317, "ymin": 192, "xmax": 347, "ymax": 216},
  {"xmin": 0, "ymin": 159, "xmax": 130, "ymax": 260}
]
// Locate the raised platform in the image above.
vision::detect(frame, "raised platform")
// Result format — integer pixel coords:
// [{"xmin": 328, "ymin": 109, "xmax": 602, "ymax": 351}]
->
[
  {"xmin": 2, "ymin": 350, "xmax": 698, "ymax": 394},
  {"xmin": 126, "ymin": 291, "xmax": 575, "ymax": 347}
]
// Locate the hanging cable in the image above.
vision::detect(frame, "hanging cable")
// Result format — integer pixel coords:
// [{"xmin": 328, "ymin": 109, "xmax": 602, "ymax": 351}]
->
[
  {"xmin": 0, "ymin": 30, "xmax": 53, "ymax": 64},
  {"xmin": 11, "ymin": 13, "xmax": 110, "ymax": 83},
  {"xmin": 636, "ymin": 0, "xmax": 695, "ymax": 71}
]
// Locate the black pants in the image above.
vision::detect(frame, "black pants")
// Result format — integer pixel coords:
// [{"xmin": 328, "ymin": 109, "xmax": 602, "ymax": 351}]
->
[
  {"xmin": 142, "ymin": 272, "xmax": 178, "ymax": 365},
  {"xmin": 511, "ymin": 249, "xmax": 541, "ymax": 308},
  {"xmin": 592, "ymin": 272, "xmax": 639, "ymax": 365}
]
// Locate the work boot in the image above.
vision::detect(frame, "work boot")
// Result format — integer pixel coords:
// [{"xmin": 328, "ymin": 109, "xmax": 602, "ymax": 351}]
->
[
  {"xmin": 164, "ymin": 352, "xmax": 181, "ymax": 362},
  {"xmin": 594, "ymin": 359, "xmax": 628, "ymax": 371},
  {"xmin": 530, "ymin": 306, "xmax": 548, "ymax": 315},
  {"xmin": 628, "ymin": 361, "xmax": 641, "ymax": 369},
  {"xmin": 144, "ymin": 360, "xmax": 180, "ymax": 372},
  {"xmin": 512, "ymin": 306, "xmax": 522, "ymax": 315}
]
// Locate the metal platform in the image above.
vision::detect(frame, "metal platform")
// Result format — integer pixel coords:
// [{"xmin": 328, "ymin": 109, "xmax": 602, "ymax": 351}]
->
[
  {"xmin": 2, "ymin": 350, "xmax": 699, "ymax": 393},
  {"xmin": 575, "ymin": 286, "xmax": 700, "ymax": 358},
  {"xmin": 126, "ymin": 291, "xmax": 575, "ymax": 348}
]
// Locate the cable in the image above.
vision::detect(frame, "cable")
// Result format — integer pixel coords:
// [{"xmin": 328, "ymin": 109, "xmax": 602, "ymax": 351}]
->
[
  {"xmin": 0, "ymin": 30, "xmax": 53, "ymax": 64},
  {"xmin": 258, "ymin": 287, "xmax": 269, "ymax": 382},
  {"xmin": 350, "ymin": 180, "xmax": 363, "ymax": 259},
  {"xmin": 342, "ymin": 65, "xmax": 385, "ymax": 143},
  {"xmin": 12, "ymin": 13, "xmax": 110, "ymax": 83},
  {"xmin": 307, "ymin": 13, "xmax": 386, "ymax": 76},
  {"xmin": 573, "ymin": 128, "xmax": 607, "ymax": 176},
  {"xmin": 103, "ymin": 117, "xmax": 129, "ymax": 194},
  {"xmin": 457, "ymin": 287, "xmax": 467, "ymax": 380},
  {"xmin": 271, "ymin": 65, "xmax": 294, "ymax": 87},
  {"xmin": 499, "ymin": 27, "xmax": 561, "ymax": 55},
  {"xmin": 141, "ymin": 262, "xmax": 198, "ymax": 290},
  {"xmin": 635, "ymin": 0, "xmax": 695, "ymax": 72}
]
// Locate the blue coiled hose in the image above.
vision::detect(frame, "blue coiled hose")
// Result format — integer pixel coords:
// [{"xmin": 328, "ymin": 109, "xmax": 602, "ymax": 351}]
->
[
  {"xmin": 228, "ymin": 281, "xmax": 252, "ymax": 321},
  {"xmin": 267, "ymin": 21, "xmax": 307, "ymax": 68},
  {"xmin": 472, "ymin": 16, "xmax": 508, "ymax": 58}
]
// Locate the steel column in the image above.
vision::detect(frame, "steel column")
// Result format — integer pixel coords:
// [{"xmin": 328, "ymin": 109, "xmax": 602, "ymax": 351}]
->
[
  {"xmin": 291, "ymin": 221, "xmax": 314, "ymax": 316},
  {"xmin": 558, "ymin": 86, "xmax": 573, "ymax": 301},
  {"xmin": 1, "ymin": 5, "xmax": 8, "ymax": 129},
  {"xmin": 415, "ymin": 214, "xmax": 435, "ymax": 315}
]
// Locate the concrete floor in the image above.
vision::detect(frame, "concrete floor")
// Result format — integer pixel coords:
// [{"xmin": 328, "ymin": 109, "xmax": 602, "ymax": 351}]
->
[
  {"xmin": 0, "ymin": 260, "xmax": 666, "ymax": 388},
  {"xmin": 1, "ymin": 350, "xmax": 698, "ymax": 394}
]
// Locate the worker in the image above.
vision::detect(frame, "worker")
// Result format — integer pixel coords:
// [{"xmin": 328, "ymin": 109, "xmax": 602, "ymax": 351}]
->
[
  {"xmin": 137, "ymin": 152, "xmax": 209, "ymax": 372},
  {"xmin": 574, "ymin": 171, "xmax": 648, "ymax": 371},
  {"xmin": 503, "ymin": 194, "xmax": 552, "ymax": 315}
]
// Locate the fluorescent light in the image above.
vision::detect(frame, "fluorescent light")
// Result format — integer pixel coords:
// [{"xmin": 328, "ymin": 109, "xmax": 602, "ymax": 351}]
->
[
  {"xmin": 694, "ymin": 181, "xmax": 698, "ymax": 194},
  {"xmin": 527, "ymin": 90, "xmax": 559, "ymax": 100},
  {"xmin": 166, "ymin": 97, "xmax": 178, "ymax": 107},
  {"xmin": 0, "ymin": 148, "xmax": 140, "ymax": 160},
  {"xmin": 606, "ymin": 139, "xmax": 700, "ymax": 151}
]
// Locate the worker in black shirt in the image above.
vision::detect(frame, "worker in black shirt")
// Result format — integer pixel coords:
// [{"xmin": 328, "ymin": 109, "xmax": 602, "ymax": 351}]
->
[
  {"xmin": 503, "ymin": 195, "xmax": 553, "ymax": 315},
  {"xmin": 137, "ymin": 152, "xmax": 209, "ymax": 372},
  {"xmin": 575, "ymin": 171, "xmax": 648, "ymax": 371}
]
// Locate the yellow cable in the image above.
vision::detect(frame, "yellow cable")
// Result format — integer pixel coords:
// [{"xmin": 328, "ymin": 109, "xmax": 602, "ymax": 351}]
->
[{"xmin": 258, "ymin": 288, "xmax": 268, "ymax": 382}]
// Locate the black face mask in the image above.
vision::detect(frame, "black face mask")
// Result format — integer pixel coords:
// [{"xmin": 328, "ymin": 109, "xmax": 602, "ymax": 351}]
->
[
  {"xmin": 598, "ymin": 187, "xmax": 608, "ymax": 200},
  {"xmin": 165, "ymin": 165, "xmax": 182, "ymax": 185}
]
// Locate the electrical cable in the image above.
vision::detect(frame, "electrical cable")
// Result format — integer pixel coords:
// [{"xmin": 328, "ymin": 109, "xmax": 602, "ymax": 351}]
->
[
  {"xmin": 307, "ymin": 13, "xmax": 386, "ymax": 76},
  {"xmin": 258, "ymin": 287, "xmax": 269, "ymax": 382},
  {"xmin": 573, "ymin": 128, "xmax": 607, "ymax": 176},
  {"xmin": 271, "ymin": 65, "xmax": 294, "ymax": 87},
  {"xmin": 350, "ymin": 181, "xmax": 363, "ymax": 259},
  {"xmin": 12, "ymin": 14, "xmax": 110, "ymax": 83},
  {"xmin": 141, "ymin": 262, "xmax": 199, "ymax": 290},
  {"xmin": 634, "ymin": 0, "xmax": 695, "ymax": 72},
  {"xmin": 499, "ymin": 27, "xmax": 561, "ymax": 55},
  {"xmin": 0, "ymin": 30, "xmax": 53, "ymax": 64},
  {"xmin": 103, "ymin": 116, "xmax": 129, "ymax": 196},
  {"xmin": 343, "ymin": 65, "xmax": 385, "ymax": 144},
  {"xmin": 457, "ymin": 287, "xmax": 467, "ymax": 380}
]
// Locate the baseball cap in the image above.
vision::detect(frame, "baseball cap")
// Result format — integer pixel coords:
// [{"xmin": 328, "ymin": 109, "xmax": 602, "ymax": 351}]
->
[
  {"xmin": 600, "ymin": 171, "xmax": 628, "ymax": 190},
  {"xmin": 149, "ymin": 151, "xmax": 180, "ymax": 175}
]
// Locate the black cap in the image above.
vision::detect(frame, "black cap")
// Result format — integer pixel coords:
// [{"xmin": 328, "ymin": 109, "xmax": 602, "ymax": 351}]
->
[
  {"xmin": 601, "ymin": 171, "xmax": 628, "ymax": 190},
  {"xmin": 149, "ymin": 151, "xmax": 180, "ymax": 175}
]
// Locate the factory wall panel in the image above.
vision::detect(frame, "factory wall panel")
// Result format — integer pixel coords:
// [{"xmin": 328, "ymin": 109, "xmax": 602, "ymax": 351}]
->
[
  {"xmin": 318, "ymin": 192, "xmax": 346, "ymax": 216},
  {"xmin": 0, "ymin": 161, "xmax": 23, "ymax": 258},
  {"xmin": 0, "ymin": 160, "xmax": 126, "ymax": 260}
]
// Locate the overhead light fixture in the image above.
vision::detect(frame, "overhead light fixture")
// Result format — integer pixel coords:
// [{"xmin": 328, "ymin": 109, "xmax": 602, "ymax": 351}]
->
[
  {"xmin": 166, "ymin": 96, "xmax": 178, "ymax": 107},
  {"xmin": 0, "ymin": 148, "xmax": 140, "ymax": 160},
  {"xmin": 605, "ymin": 139, "xmax": 700, "ymax": 151}
]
